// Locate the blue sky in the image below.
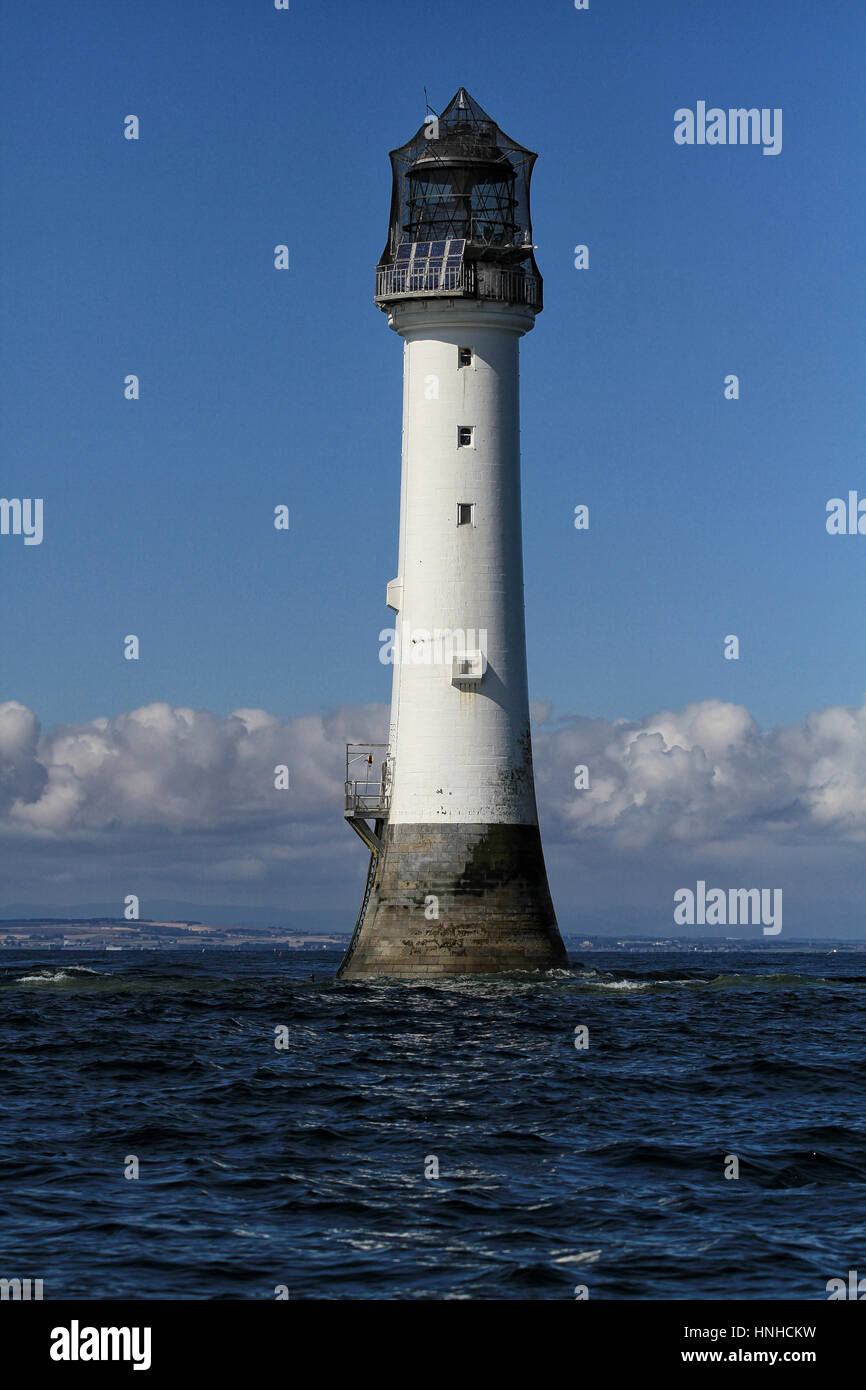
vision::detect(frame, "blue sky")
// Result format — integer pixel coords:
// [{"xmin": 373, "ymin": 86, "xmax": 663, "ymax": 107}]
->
[
  {"xmin": 2, "ymin": 0, "xmax": 863, "ymax": 730},
  {"xmin": 1, "ymin": 1, "xmax": 864, "ymax": 931}
]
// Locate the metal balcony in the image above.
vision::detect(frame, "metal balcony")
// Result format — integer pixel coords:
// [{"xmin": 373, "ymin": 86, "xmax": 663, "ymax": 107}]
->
[
  {"xmin": 344, "ymin": 780, "xmax": 390, "ymax": 818},
  {"xmin": 374, "ymin": 261, "xmax": 542, "ymax": 310},
  {"xmin": 344, "ymin": 744, "xmax": 390, "ymax": 854}
]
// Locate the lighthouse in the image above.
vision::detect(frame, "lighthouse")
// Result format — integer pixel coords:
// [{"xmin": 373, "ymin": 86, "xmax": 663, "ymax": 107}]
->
[{"xmin": 339, "ymin": 90, "xmax": 567, "ymax": 978}]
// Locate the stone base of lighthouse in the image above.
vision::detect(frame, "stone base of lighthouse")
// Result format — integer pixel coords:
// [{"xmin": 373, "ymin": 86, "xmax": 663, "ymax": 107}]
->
[{"xmin": 339, "ymin": 823, "xmax": 568, "ymax": 979}]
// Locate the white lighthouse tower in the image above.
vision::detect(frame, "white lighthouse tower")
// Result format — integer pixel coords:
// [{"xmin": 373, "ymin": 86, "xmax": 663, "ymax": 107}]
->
[{"xmin": 340, "ymin": 90, "xmax": 566, "ymax": 978}]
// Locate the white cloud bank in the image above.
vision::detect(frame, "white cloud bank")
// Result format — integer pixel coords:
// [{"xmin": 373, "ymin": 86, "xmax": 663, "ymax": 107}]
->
[
  {"xmin": 1, "ymin": 696, "xmax": 864, "ymax": 928},
  {"xmin": 533, "ymin": 697, "xmax": 866, "ymax": 850}
]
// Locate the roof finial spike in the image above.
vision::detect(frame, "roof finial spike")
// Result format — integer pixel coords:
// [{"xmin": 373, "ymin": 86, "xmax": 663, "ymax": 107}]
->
[{"xmin": 458, "ymin": 88, "xmax": 466, "ymax": 109}]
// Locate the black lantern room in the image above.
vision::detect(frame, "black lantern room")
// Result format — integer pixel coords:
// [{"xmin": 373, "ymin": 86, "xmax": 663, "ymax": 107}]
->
[{"xmin": 374, "ymin": 89, "xmax": 542, "ymax": 312}]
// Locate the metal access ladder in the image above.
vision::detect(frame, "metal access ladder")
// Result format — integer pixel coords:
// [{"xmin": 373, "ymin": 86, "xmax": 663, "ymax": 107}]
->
[{"xmin": 336, "ymin": 825, "xmax": 384, "ymax": 979}]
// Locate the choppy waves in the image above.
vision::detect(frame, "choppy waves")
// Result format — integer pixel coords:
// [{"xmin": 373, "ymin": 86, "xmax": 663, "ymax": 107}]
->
[{"xmin": 1, "ymin": 946, "xmax": 865, "ymax": 1299}]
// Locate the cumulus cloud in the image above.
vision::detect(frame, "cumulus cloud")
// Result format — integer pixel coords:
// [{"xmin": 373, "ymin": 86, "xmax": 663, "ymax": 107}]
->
[
  {"xmin": 533, "ymin": 697, "xmax": 866, "ymax": 851},
  {"xmin": 1, "ymin": 695, "xmax": 865, "ymax": 925},
  {"xmin": 0, "ymin": 699, "xmax": 388, "ymax": 910},
  {"xmin": 0, "ymin": 700, "xmax": 386, "ymax": 837},
  {"xmin": 0, "ymin": 702, "xmax": 47, "ymax": 813}
]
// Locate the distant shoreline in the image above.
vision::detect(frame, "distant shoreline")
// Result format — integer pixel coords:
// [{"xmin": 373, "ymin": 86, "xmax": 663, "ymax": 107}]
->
[
  {"xmin": 0, "ymin": 918, "xmax": 862, "ymax": 951},
  {"xmin": 0, "ymin": 918, "xmax": 349, "ymax": 950}
]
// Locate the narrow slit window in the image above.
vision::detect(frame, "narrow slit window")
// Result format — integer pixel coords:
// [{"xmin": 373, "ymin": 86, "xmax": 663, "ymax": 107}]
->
[
  {"xmin": 457, "ymin": 503, "xmax": 474, "ymax": 526},
  {"xmin": 457, "ymin": 425, "xmax": 474, "ymax": 448},
  {"xmin": 458, "ymin": 346, "xmax": 473, "ymax": 368}
]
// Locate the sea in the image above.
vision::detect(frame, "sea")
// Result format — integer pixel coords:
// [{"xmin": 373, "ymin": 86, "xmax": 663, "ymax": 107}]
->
[{"xmin": 1, "ymin": 946, "xmax": 864, "ymax": 1300}]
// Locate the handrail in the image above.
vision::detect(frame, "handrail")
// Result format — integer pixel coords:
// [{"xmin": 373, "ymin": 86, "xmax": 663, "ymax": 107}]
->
[
  {"xmin": 345, "ymin": 743, "xmax": 391, "ymax": 818},
  {"xmin": 374, "ymin": 261, "xmax": 541, "ymax": 309},
  {"xmin": 345, "ymin": 780, "xmax": 390, "ymax": 817}
]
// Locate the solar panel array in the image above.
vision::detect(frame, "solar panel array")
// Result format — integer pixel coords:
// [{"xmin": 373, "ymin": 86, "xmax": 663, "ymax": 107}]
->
[{"xmin": 389, "ymin": 238, "xmax": 466, "ymax": 293}]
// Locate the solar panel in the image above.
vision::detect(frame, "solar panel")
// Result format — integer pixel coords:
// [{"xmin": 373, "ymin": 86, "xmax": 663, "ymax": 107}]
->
[
  {"xmin": 424, "ymin": 249, "xmax": 444, "ymax": 285},
  {"xmin": 383, "ymin": 238, "xmax": 467, "ymax": 295}
]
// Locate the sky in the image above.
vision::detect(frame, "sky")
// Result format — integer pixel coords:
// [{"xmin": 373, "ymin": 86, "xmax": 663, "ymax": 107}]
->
[{"xmin": 1, "ymin": 0, "xmax": 864, "ymax": 935}]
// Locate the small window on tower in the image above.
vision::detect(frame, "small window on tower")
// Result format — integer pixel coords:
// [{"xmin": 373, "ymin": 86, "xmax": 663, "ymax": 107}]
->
[
  {"xmin": 458, "ymin": 346, "xmax": 473, "ymax": 368},
  {"xmin": 457, "ymin": 426, "xmax": 474, "ymax": 448},
  {"xmin": 457, "ymin": 503, "xmax": 474, "ymax": 526}
]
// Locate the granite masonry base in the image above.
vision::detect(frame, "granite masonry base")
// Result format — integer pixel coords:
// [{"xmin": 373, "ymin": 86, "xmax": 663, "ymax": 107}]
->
[{"xmin": 339, "ymin": 821, "xmax": 568, "ymax": 979}]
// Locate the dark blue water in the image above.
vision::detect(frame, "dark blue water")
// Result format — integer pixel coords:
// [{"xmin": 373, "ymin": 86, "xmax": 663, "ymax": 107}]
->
[{"xmin": 2, "ymin": 947, "xmax": 865, "ymax": 1300}]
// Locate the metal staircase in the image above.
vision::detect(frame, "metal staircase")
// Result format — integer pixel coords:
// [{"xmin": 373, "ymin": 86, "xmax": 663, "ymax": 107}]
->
[{"xmin": 337, "ymin": 824, "xmax": 383, "ymax": 979}]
